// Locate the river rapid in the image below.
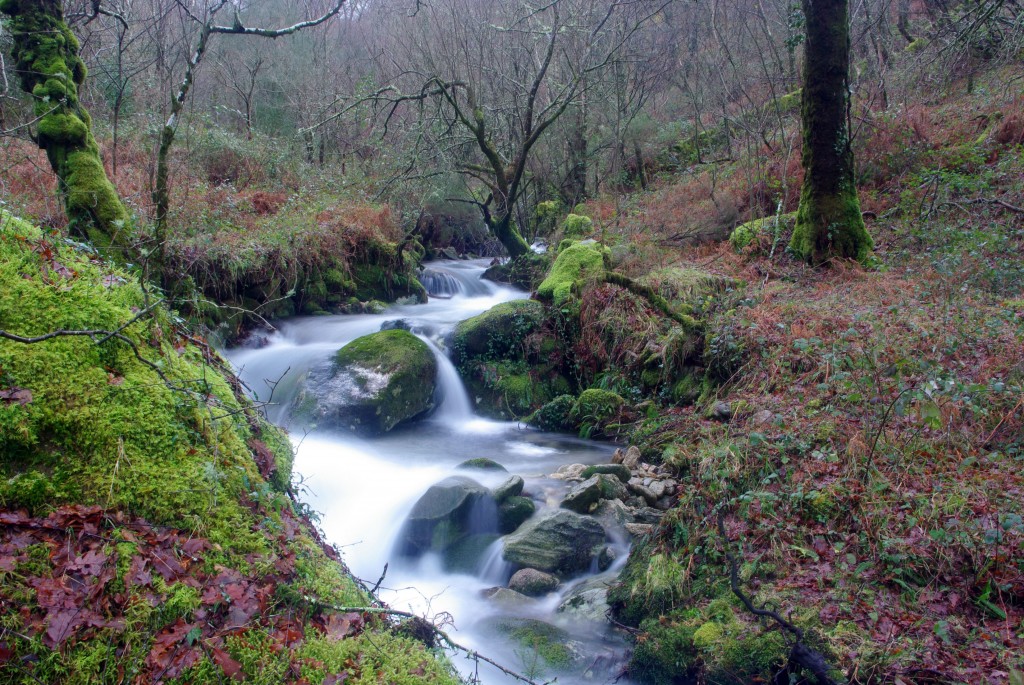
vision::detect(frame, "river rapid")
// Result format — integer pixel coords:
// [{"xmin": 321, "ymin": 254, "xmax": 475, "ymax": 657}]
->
[{"xmin": 225, "ymin": 260, "xmax": 636, "ymax": 684}]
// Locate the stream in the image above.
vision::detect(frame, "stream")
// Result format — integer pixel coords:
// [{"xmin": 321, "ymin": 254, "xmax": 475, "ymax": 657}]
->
[{"xmin": 225, "ymin": 260, "xmax": 635, "ymax": 684}]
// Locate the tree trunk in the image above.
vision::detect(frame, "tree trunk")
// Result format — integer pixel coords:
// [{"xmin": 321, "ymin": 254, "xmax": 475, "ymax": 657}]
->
[
  {"xmin": 1, "ymin": 0, "xmax": 130, "ymax": 252},
  {"xmin": 491, "ymin": 212, "xmax": 531, "ymax": 259},
  {"xmin": 789, "ymin": 0, "xmax": 872, "ymax": 265}
]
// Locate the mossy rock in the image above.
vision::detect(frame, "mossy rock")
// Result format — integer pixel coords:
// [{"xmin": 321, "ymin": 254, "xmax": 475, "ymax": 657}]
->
[
  {"xmin": 498, "ymin": 495, "xmax": 536, "ymax": 534},
  {"xmin": 729, "ymin": 212, "xmax": 797, "ymax": 251},
  {"xmin": 569, "ymin": 389, "xmax": 626, "ymax": 437},
  {"xmin": 298, "ymin": 330, "xmax": 437, "ymax": 435},
  {"xmin": 537, "ymin": 241, "xmax": 606, "ymax": 305},
  {"xmin": 451, "ymin": 299, "xmax": 544, "ymax": 367},
  {"xmin": 561, "ymin": 213, "xmax": 593, "ymax": 239},
  {"xmin": 481, "ymin": 253, "xmax": 549, "ymax": 290},
  {"xmin": 462, "ymin": 360, "xmax": 569, "ymax": 420},
  {"xmin": 528, "ymin": 394, "xmax": 578, "ymax": 432},
  {"xmin": 483, "ymin": 617, "xmax": 577, "ymax": 672},
  {"xmin": 457, "ymin": 457, "xmax": 508, "ymax": 472}
]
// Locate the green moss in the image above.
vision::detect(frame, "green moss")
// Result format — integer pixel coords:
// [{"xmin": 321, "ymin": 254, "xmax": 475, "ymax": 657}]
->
[
  {"xmin": 729, "ymin": 212, "xmax": 797, "ymax": 251},
  {"xmin": 1, "ymin": 1, "xmax": 131, "ymax": 250},
  {"xmin": 790, "ymin": 185, "xmax": 873, "ymax": 265},
  {"xmin": 570, "ymin": 388, "xmax": 625, "ymax": 426},
  {"xmin": 537, "ymin": 242, "xmax": 606, "ymax": 305},
  {"xmin": 451, "ymin": 299, "xmax": 544, "ymax": 367},
  {"xmin": 561, "ymin": 213, "xmax": 593, "ymax": 239},
  {"xmin": 529, "ymin": 394, "xmax": 577, "ymax": 432},
  {"xmin": 493, "ymin": 618, "xmax": 574, "ymax": 671},
  {"xmin": 691, "ymin": 621, "xmax": 724, "ymax": 650}
]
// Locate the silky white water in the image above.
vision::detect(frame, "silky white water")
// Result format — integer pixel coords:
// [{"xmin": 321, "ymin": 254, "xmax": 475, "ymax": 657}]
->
[{"xmin": 225, "ymin": 260, "xmax": 634, "ymax": 684}]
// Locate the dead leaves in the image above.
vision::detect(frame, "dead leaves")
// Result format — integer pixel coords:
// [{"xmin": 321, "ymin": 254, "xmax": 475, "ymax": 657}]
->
[{"xmin": 0, "ymin": 505, "xmax": 370, "ymax": 682}]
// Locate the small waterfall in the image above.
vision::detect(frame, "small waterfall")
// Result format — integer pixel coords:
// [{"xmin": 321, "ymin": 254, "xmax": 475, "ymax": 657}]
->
[
  {"xmin": 420, "ymin": 267, "xmax": 463, "ymax": 298},
  {"xmin": 478, "ymin": 539, "xmax": 514, "ymax": 584},
  {"xmin": 422, "ymin": 337, "xmax": 475, "ymax": 422}
]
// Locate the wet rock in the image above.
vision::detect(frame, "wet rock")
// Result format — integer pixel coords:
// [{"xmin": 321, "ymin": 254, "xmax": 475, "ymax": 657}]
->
[
  {"xmin": 450, "ymin": 299, "xmax": 544, "ymax": 366},
  {"xmin": 493, "ymin": 475, "xmax": 524, "ymax": 502},
  {"xmin": 557, "ymin": 578, "xmax": 611, "ymax": 622},
  {"xmin": 398, "ymin": 476, "xmax": 496, "ymax": 557},
  {"xmin": 561, "ymin": 475, "xmax": 629, "ymax": 514},
  {"xmin": 482, "ymin": 587, "xmax": 536, "ymax": 606},
  {"xmin": 457, "ymin": 457, "xmax": 508, "ymax": 472},
  {"xmin": 592, "ymin": 499, "xmax": 634, "ymax": 530},
  {"xmin": 580, "ymin": 463, "xmax": 631, "ymax": 483},
  {"xmin": 482, "ymin": 617, "xmax": 580, "ymax": 670},
  {"xmin": 443, "ymin": 534, "xmax": 499, "ymax": 573},
  {"xmin": 298, "ymin": 329, "xmax": 436, "ymax": 435},
  {"xmin": 621, "ymin": 446, "xmax": 642, "ymax": 470},
  {"xmin": 627, "ymin": 480, "xmax": 658, "ymax": 506},
  {"xmin": 508, "ymin": 568, "xmax": 559, "ymax": 597},
  {"xmin": 550, "ymin": 463, "xmax": 588, "ymax": 481},
  {"xmin": 634, "ymin": 507, "xmax": 666, "ymax": 524},
  {"xmin": 498, "ymin": 495, "xmax": 535, "ymax": 534},
  {"xmin": 624, "ymin": 522, "xmax": 654, "ymax": 538},
  {"xmin": 597, "ymin": 545, "xmax": 618, "ymax": 571},
  {"xmin": 379, "ymin": 319, "xmax": 412, "ymax": 331},
  {"xmin": 712, "ymin": 401, "xmax": 733, "ymax": 421},
  {"xmin": 503, "ymin": 510, "xmax": 606, "ymax": 576},
  {"xmin": 655, "ymin": 495, "xmax": 676, "ymax": 511}
]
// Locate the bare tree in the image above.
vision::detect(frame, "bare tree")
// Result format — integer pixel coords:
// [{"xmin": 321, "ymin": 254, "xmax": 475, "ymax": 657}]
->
[
  {"xmin": 150, "ymin": 0, "xmax": 348, "ymax": 284},
  {"xmin": 373, "ymin": 0, "xmax": 669, "ymax": 259}
]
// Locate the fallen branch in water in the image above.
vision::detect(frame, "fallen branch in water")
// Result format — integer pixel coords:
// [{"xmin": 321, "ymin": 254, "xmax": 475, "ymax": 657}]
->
[{"xmin": 716, "ymin": 511, "xmax": 838, "ymax": 685}]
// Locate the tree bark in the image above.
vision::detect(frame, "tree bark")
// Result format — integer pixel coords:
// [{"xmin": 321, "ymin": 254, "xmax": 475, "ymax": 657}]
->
[
  {"xmin": 1, "ymin": 0, "xmax": 131, "ymax": 253},
  {"xmin": 789, "ymin": 0, "xmax": 872, "ymax": 265}
]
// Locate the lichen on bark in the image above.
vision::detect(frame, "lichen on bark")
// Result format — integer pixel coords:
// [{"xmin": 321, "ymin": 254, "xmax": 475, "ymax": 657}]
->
[
  {"xmin": 1, "ymin": 0, "xmax": 131, "ymax": 252},
  {"xmin": 789, "ymin": 0, "xmax": 872, "ymax": 265}
]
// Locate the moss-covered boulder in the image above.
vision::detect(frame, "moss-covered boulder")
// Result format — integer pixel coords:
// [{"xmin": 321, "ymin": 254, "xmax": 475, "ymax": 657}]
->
[
  {"xmin": 502, "ymin": 509, "xmax": 606, "ymax": 576},
  {"xmin": 302, "ymin": 329, "xmax": 437, "ymax": 435},
  {"xmin": 397, "ymin": 476, "xmax": 497, "ymax": 558},
  {"xmin": 561, "ymin": 214, "xmax": 594, "ymax": 240},
  {"xmin": 569, "ymin": 388, "xmax": 626, "ymax": 437},
  {"xmin": 451, "ymin": 299, "xmax": 545, "ymax": 366},
  {"xmin": 560, "ymin": 474, "xmax": 630, "ymax": 513},
  {"xmin": 498, "ymin": 495, "xmax": 536, "ymax": 534},
  {"xmin": 729, "ymin": 212, "xmax": 797, "ymax": 251},
  {"xmin": 481, "ymin": 617, "xmax": 580, "ymax": 673},
  {"xmin": 528, "ymin": 394, "xmax": 577, "ymax": 432},
  {"xmin": 481, "ymin": 253, "xmax": 550, "ymax": 290},
  {"xmin": 536, "ymin": 241, "xmax": 607, "ymax": 305}
]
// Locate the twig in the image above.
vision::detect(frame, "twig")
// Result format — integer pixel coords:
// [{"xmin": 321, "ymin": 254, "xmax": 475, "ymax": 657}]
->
[
  {"xmin": 716, "ymin": 511, "xmax": 838, "ymax": 685},
  {"xmin": 301, "ymin": 596, "xmax": 553, "ymax": 685}
]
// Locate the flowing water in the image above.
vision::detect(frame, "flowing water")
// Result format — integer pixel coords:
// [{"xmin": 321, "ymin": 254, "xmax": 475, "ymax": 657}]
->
[{"xmin": 225, "ymin": 260, "xmax": 634, "ymax": 684}]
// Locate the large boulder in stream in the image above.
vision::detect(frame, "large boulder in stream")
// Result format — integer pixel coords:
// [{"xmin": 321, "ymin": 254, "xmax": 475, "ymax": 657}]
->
[
  {"xmin": 449, "ymin": 299, "xmax": 544, "ymax": 367},
  {"xmin": 298, "ymin": 329, "xmax": 437, "ymax": 435},
  {"xmin": 503, "ymin": 509, "xmax": 606, "ymax": 576},
  {"xmin": 398, "ymin": 476, "xmax": 497, "ymax": 557}
]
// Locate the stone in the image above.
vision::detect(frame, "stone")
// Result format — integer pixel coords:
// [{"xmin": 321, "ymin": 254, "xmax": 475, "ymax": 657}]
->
[
  {"xmin": 482, "ymin": 587, "xmax": 536, "ymax": 606},
  {"xmin": 493, "ymin": 475, "xmax": 524, "ymax": 502},
  {"xmin": 498, "ymin": 496, "xmax": 535, "ymax": 534},
  {"xmin": 621, "ymin": 445, "xmax": 641, "ymax": 470},
  {"xmin": 443, "ymin": 534, "xmax": 500, "ymax": 573},
  {"xmin": 379, "ymin": 319, "xmax": 412, "ymax": 331},
  {"xmin": 482, "ymin": 618, "xmax": 579, "ymax": 670},
  {"xmin": 580, "ymin": 463, "xmax": 632, "ymax": 483},
  {"xmin": 752, "ymin": 409, "xmax": 775, "ymax": 425},
  {"xmin": 508, "ymin": 568, "xmax": 560, "ymax": 597},
  {"xmin": 550, "ymin": 463, "xmax": 588, "ymax": 481},
  {"xmin": 597, "ymin": 545, "xmax": 618, "ymax": 571},
  {"xmin": 557, "ymin": 578, "xmax": 611, "ymax": 622},
  {"xmin": 627, "ymin": 480, "xmax": 658, "ymax": 506},
  {"xmin": 634, "ymin": 507, "xmax": 666, "ymax": 524},
  {"xmin": 655, "ymin": 496, "xmax": 676, "ymax": 510},
  {"xmin": 503, "ymin": 510, "xmax": 606, "ymax": 576},
  {"xmin": 560, "ymin": 475, "xmax": 629, "ymax": 514},
  {"xmin": 624, "ymin": 523, "xmax": 654, "ymax": 538},
  {"xmin": 450, "ymin": 299, "xmax": 545, "ymax": 367},
  {"xmin": 297, "ymin": 329, "xmax": 436, "ymax": 435},
  {"xmin": 398, "ymin": 476, "xmax": 497, "ymax": 557},
  {"xmin": 592, "ymin": 499, "xmax": 634, "ymax": 530},
  {"xmin": 457, "ymin": 458, "xmax": 507, "ymax": 472},
  {"xmin": 648, "ymin": 480, "xmax": 667, "ymax": 499},
  {"xmin": 712, "ymin": 401, "xmax": 733, "ymax": 421}
]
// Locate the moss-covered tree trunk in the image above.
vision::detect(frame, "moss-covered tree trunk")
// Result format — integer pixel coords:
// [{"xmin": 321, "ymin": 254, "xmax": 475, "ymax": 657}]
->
[
  {"xmin": 1, "ymin": 0, "xmax": 130, "ymax": 252},
  {"xmin": 789, "ymin": 0, "xmax": 872, "ymax": 265}
]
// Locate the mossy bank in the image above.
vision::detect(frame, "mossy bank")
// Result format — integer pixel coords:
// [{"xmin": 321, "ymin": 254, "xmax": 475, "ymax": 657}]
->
[{"xmin": 0, "ymin": 211, "xmax": 460, "ymax": 684}]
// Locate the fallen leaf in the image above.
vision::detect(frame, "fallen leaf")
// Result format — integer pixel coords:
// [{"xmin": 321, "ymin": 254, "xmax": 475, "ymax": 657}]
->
[{"xmin": 212, "ymin": 648, "xmax": 245, "ymax": 681}]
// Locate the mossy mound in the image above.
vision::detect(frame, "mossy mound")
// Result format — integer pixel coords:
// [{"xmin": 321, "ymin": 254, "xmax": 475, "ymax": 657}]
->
[
  {"xmin": 451, "ymin": 299, "xmax": 544, "ymax": 366},
  {"xmin": 528, "ymin": 394, "xmax": 578, "ymax": 432},
  {"xmin": 481, "ymin": 253, "xmax": 549, "ymax": 290},
  {"xmin": 537, "ymin": 242, "xmax": 607, "ymax": 304},
  {"xmin": 561, "ymin": 214, "xmax": 594, "ymax": 240},
  {"xmin": 452, "ymin": 299, "xmax": 572, "ymax": 420},
  {"xmin": 569, "ymin": 389, "xmax": 626, "ymax": 438},
  {"xmin": 0, "ymin": 212, "xmax": 458, "ymax": 684},
  {"xmin": 729, "ymin": 212, "xmax": 797, "ymax": 252},
  {"xmin": 301, "ymin": 330, "xmax": 437, "ymax": 435}
]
